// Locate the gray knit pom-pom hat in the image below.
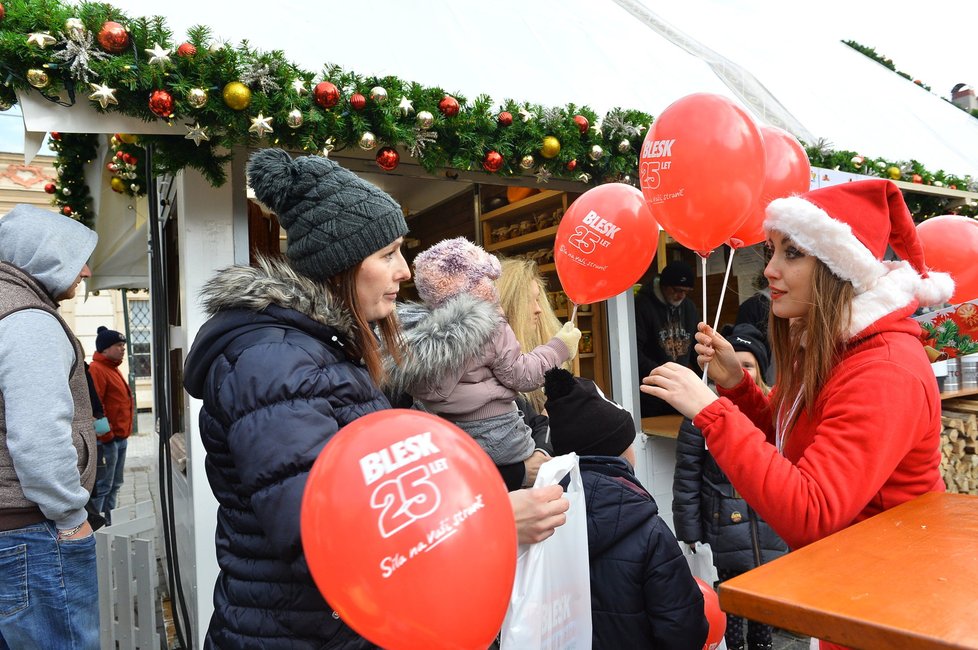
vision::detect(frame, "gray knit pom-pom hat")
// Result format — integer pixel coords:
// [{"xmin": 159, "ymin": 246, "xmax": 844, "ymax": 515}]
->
[{"xmin": 247, "ymin": 148, "xmax": 408, "ymax": 280}]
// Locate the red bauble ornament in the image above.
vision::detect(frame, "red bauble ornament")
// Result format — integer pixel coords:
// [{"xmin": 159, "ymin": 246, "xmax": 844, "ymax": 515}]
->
[
  {"xmin": 50, "ymin": 131, "xmax": 61, "ymax": 141},
  {"xmin": 115, "ymin": 150, "xmax": 125, "ymax": 159},
  {"xmin": 912, "ymin": 174, "xmax": 923, "ymax": 184},
  {"xmin": 313, "ymin": 81, "xmax": 341, "ymax": 109},
  {"xmin": 439, "ymin": 95, "xmax": 460, "ymax": 117},
  {"xmin": 566, "ymin": 159, "xmax": 577, "ymax": 172},
  {"xmin": 573, "ymin": 114, "xmax": 589, "ymax": 134},
  {"xmin": 97, "ymin": 21, "xmax": 129, "ymax": 54},
  {"xmin": 123, "ymin": 153, "xmax": 137, "ymax": 165},
  {"xmin": 498, "ymin": 111, "xmax": 513, "ymax": 127},
  {"xmin": 482, "ymin": 151, "xmax": 504, "ymax": 173},
  {"xmin": 350, "ymin": 93, "xmax": 366, "ymax": 111},
  {"xmin": 44, "ymin": 182, "xmax": 56, "ymax": 194},
  {"xmin": 376, "ymin": 147, "xmax": 399, "ymax": 171},
  {"xmin": 62, "ymin": 206, "xmax": 72, "ymax": 216},
  {"xmin": 148, "ymin": 89, "xmax": 175, "ymax": 118},
  {"xmin": 177, "ymin": 42, "xmax": 197, "ymax": 58},
  {"xmin": 0, "ymin": 4, "xmax": 5, "ymax": 22}
]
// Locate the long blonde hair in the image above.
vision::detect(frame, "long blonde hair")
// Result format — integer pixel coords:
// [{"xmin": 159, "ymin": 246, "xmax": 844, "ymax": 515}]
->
[
  {"xmin": 769, "ymin": 259, "xmax": 853, "ymax": 431},
  {"xmin": 497, "ymin": 257, "xmax": 564, "ymax": 412}
]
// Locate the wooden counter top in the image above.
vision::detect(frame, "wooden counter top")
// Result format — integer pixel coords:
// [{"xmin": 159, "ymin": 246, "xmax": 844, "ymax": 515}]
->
[
  {"xmin": 719, "ymin": 492, "xmax": 978, "ymax": 649},
  {"xmin": 641, "ymin": 415, "xmax": 684, "ymax": 439}
]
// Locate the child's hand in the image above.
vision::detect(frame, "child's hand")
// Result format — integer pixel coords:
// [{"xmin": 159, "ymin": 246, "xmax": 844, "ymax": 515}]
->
[{"xmin": 555, "ymin": 322, "xmax": 582, "ymax": 360}]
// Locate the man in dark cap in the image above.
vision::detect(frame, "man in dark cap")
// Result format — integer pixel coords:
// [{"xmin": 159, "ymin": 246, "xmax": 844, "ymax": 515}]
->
[
  {"xmin": 544, "ymin": 368, "xmax": 708, "ymax": 649},
  {"xmin": 634, "ymin": 260, "xmax": 701, "ymax": 416}
]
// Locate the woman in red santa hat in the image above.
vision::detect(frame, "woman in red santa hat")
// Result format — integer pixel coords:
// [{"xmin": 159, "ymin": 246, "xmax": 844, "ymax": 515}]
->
[{"xmin": 642, "ymin": 179, "xmax": 953, "ymax": 650}]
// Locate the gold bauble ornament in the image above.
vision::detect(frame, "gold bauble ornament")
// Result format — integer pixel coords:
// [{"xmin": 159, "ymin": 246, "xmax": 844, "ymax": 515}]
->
[
  {"xmin": 618, "ymin": 139, "xmax": 631, "ymax": 154},
  {"xmin": 187, "ymin": 87, "xmax": 208, "ymax": 109},
  {"xmin": 286, "ymin": 109, "xmax": 304, "ymax": 129},
  {"xmin": 222, "ymin": 82, "xmax": 251, "ymax": 111},
  {"xmin": 64, "ymin": 18, "xmax": 86, "ymax": 39},
  {"xmin": 110, "ymin": 176, "xmax": 126, "ymax": 193},
  {"xmin": 359, "ymin": 131, "xmax": 377, "ymax": 151},
  {"xmin": 117, "ymin": 133, "xmax": 137, "ymax": 144},
  {"xmin": 540, "ymin": 136, "xmax": 560, "ymax": 159},
  {"xmin": 369, "ymin": 86, "xmax": 388, "ymax": 104},
  {"xmin": 27, "ymin": 69, "xmax": 50, "ymax": 89},
  {"xmin": 887, "ymin": 166, "xmax": 902, "ymax": 180},
  {"xmin": 519, "ymin": 155, "xmax": 535, "ymax": 170}
]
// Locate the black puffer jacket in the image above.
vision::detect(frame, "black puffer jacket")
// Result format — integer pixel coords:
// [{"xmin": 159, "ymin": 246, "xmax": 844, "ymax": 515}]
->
[
  {"xmin": 672, "ymin": 418, "xmax": 788, "ymax": 573},
  {"xmin": 183, "ymin": 258, "xmax": 385, "ymax": 650},
  {"xmin": 582, "ymin": 456, "xmax": 708, "ymax": 650}
]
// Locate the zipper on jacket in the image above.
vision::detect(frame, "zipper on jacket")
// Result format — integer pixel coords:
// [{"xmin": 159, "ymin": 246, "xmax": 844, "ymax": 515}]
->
[{"xmin": 748, "ymin": 506, "xmax": 762, "ymax": 568}]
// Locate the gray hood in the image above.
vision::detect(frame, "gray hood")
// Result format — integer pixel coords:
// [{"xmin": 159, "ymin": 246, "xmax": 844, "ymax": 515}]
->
[{"xmin": 0, "ymin": 205, "xmax": 97, "ymax": 299}]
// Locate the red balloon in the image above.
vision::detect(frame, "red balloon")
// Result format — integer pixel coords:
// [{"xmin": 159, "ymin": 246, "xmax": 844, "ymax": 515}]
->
[
  {"xmin": 728, "ymin": 125, "xmax": 812, "ymax": 249},
  {"xmin": 639, "ymin": 93, "xmax": 765, "ymax": 256},
  {"xmin": 301, "ymin": 409, "xmax": 516, "ymax": 650},
  {"xmin": 916, "ymin": 215, "xmax": 978, "ymax": 304},
  {"xmin": 554, "ymin": 183, "xmax": 660, "ymax": 304},
  {"xmin": 695, "ymin": 577, "xmax": 727, "ymax": 650}
]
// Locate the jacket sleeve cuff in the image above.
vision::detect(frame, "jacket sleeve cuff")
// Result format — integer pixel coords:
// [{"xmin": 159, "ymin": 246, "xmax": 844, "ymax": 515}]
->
[
  {"xmin": 717, "ymin": 368, "xmax": 753, "ymax": 399},
  {"xmin": 56, "ymin": 508, "xmax": 89, "ymax": 531},
  {"xmin": 692, "ymin": 396, "xmax": 735, "ymax": 430}
]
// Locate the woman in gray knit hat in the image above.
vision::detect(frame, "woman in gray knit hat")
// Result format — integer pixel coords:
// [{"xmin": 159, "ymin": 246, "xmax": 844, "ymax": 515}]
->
[{"xmin": 183, "ymin": 149, "xmax": 568, "ymax": 648}]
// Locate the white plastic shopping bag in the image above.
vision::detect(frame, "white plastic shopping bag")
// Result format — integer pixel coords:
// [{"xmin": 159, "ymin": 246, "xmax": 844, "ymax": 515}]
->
[
  {"xmin": 500, "ymin": 453, "xmax": 592, "ymax": 650},
  {"xmin": 683, "ymin": 541, "xmax": 719, "ymax": 587}
]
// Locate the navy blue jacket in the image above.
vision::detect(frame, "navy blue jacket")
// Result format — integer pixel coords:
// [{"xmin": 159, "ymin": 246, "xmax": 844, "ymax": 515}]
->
[
  {"xmin": 183, "ymin": 259, "xmax": 386, "ymax": 649},
  {"xmin": 672, "ymin": 418, "xmax": 788, "ymax": 573},
  {"xmin": 582, "ymin": 456, "xmax": 708, "ymax": 649}
]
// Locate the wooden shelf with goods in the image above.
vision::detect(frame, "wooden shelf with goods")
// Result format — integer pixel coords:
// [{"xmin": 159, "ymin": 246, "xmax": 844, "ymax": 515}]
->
[{"xmin": 480, "ymin": 187, "xmax": 608, "ymax": 392}]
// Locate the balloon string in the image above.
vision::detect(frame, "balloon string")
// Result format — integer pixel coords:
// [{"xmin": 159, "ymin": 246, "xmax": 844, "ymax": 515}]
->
[
  {"xmin": 712, "ymin": 247, "xmax": 735, "ymax": 333},
  {"xmin": 702, "ymin": 247, "xmax": 736, "ymax": 384},
  {"xmin": 570, "ymin": 303, "xmax": 578, "ymax": 325},
  {"xmin": 700, "ymin": 254, "xmax": 709, "ymax": 383}
]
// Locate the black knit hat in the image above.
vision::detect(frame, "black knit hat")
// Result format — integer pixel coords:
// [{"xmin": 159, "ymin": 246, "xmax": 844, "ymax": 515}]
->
[
  {"xmin": 247, "ymin": 149, "xmax": 409, "ymax": 280},
  {"xmin": 659, "ymin": 260, "xmax": 695, "ymax": 289},
  {"xmin": 722, "ymin": 323, "xmax": 770, "ymax": 375},
  {"xmin": 96, "ymin": 326, "xmax": 126, "ymax": 352},
  {"xmin": 544, "ymin": 368, "xmax": 636, "ymax": 457}
]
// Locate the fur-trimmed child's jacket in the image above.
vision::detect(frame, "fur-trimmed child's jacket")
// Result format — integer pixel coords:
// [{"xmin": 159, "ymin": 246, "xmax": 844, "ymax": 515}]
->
[
  {"xmin": 183, "ymin": 257, "xmax": 384, "ymax": 650},
  {"xmin": 389, "ymin": 294, "xmax": 570, "ymax": 422}
]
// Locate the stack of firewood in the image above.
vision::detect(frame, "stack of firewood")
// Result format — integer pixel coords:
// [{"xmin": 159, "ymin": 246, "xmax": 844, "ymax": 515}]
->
[{"xmin": 941, "ymin": 399, "xmax": 978, "ymax": 495}]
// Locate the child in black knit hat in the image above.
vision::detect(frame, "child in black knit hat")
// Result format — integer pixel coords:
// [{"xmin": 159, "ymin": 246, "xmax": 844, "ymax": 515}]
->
[{"xmin": 543, "ymin": 368, "xmax": 708, "ymax": 650}]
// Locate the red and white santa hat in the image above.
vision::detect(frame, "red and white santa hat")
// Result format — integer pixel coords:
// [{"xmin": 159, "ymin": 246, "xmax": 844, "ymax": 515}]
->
[{"xmin": 764, "ymin": 179, "xmax": 953, "ymax": 337}]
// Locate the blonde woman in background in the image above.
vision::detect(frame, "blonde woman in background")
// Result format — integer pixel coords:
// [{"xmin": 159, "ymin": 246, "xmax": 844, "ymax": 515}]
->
[{"xmin": 497, "ymin": 257, "xmax": 569, "ymax": 414}]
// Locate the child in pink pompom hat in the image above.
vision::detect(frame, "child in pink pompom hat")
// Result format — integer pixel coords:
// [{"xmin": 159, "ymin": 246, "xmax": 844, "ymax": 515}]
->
[{"xmin": 390, "ymin": 237, "xmax": 581, "ymax": 483}]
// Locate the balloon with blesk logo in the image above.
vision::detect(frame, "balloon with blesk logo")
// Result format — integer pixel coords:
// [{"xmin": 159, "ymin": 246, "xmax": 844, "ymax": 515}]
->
[
  {"xmin": 301, "ymin": 409, "xmax": 517, "ymax": 650},
  {"xmin": 639, "ymin": 92, "xmax": 766, "ymax": 257},
  {"xmin": 916, "ymin": 215, "xmax": 978, "ymax": 304},
  {"xmin": 554, "ymin": 183, "xmax": 660, "ymax": 305}
]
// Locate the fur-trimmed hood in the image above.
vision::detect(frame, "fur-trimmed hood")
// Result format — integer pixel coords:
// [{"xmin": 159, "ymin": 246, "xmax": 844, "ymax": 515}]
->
[
  {"xmin": 386, "ymin": 294, "xmax": 501, "ymax": 395},
  {"xmin": 184, "ymin": 256, "xmax": 356, "ymax": 398}
]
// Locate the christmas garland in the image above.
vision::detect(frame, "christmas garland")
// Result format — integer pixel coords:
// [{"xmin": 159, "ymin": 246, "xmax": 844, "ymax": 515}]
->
[
  {"xmin": 842, "ymin": 40, "xmax": 932, "ymax": 92},
  {"xmin": 0, "ymin": 0, "xmax": 975, "ymax": 227}
]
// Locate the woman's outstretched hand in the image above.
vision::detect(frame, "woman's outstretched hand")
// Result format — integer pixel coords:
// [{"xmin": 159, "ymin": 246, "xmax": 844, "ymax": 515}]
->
[
  {"xmin": 695, "ymin": 323, "xmax": 744, "ymax": 390},
  {"xmin": 640, "ymin": 362, "xmax": 719, "ymax": 420}
]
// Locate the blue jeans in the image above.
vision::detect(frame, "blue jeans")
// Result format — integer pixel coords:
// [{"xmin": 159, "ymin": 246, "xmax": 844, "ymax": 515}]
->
[
  {"xmin": 0, "ymin": 521, "xmax": 99, "ymax": 649},
  {"xmin": 93, "ymin": 437, "xmax": 128, "ymax": 524}
]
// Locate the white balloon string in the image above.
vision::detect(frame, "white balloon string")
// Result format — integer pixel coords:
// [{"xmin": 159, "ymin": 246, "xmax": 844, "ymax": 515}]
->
[
  {"xmin": 700, "ymin": 254, "xmax": 709, "ymax": 383},
  {"xmin": 570, "ymin": 303, "xmax": 578, "ymax": 325},
  {"xmin": 712, "ymin": 247, "xmax": 736, "ymax": 333}
]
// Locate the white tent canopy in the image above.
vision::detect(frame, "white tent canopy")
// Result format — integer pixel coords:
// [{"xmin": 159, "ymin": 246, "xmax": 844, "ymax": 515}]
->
[{"xmin": 105, "ymin": 0, "xmax": 978, "ymax": 177}]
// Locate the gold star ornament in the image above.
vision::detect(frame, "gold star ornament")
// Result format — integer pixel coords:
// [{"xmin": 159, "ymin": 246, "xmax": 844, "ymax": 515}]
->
[
  {"xmin": 88, "ymin": 83, "xmax": 118, "ymax": 109},
  {"xmin": 27, "ymin": 33, "xmax": 57, "ymax": 49},
  {"xmin": 248, "ymin": 113, "xmax": 274, "ymax": 138},
  {"xmin": 184, "ymin": 122, "xmax": 210, "ymax": 146}
]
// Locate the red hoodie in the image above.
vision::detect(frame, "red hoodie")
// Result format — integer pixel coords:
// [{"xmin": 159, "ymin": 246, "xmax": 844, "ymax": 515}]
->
[{"xmin": 88, "ymin": 351, "xmax": 134, "ymax": 443}]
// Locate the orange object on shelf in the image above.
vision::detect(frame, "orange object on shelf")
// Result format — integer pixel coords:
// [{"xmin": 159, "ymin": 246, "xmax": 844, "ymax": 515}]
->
[{"xmin": 506, "ymin": 186, "xmax": 538, "ymax": 203}]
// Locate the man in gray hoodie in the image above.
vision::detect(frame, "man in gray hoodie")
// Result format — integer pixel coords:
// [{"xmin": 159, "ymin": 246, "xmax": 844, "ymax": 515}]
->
[{"xmin": 0, "ymin": 204, "xmax": 100, "ymax": 649}]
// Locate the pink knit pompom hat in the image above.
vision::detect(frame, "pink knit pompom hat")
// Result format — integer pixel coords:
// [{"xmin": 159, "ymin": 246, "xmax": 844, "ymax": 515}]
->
[{"xmin": 413, "ymin": 237, "xmax": 502, "ymax": 308}]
